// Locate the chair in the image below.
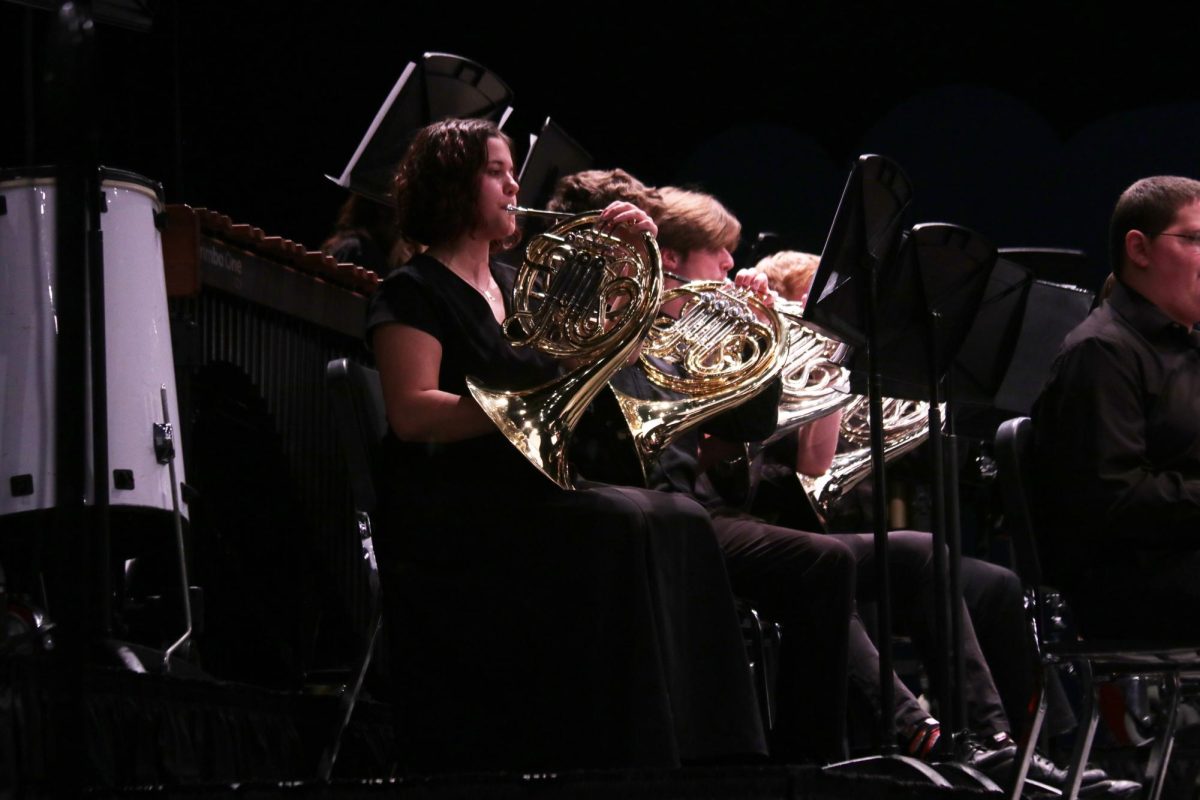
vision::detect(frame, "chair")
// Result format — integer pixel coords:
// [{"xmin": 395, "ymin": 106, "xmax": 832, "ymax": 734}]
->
[
  {"xmin": 318, "ymin": 357, "xmax": 388, "ymax": 781},
  {"xmin": 993, "ymin": 416, "xmax": 1200, "ymax": 800},
  {"xmin": 737, "ymin": 598, "xmax": 783, "ymax": 731}
]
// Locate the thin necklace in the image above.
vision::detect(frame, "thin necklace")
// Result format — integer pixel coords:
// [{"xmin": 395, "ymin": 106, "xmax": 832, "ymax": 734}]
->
[
  {"xmin": 432, "ymin": 249, "xmax": 499, "ymax": 304},
  {"xmin": 469, "ymin": 273, "xmax": 499, "ymax": 304}
]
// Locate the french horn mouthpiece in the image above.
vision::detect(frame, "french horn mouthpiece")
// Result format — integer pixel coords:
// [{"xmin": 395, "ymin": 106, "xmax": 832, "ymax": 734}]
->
[{"xmin": 505, "ymin": 204, "xmax": 577, "ymax": 221}]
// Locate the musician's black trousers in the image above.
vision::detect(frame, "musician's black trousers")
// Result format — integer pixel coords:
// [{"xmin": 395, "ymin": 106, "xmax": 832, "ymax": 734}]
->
[
  {"xmin": 832, "ymin": 531, "xmax": 1018, "ymax": 739},
  {"xmin": 709, "ymin": 515, "xmax": 1044, "ymax": 756},
  {"xmin": 710, "ymin": 512, "xmax": 855, "ymax": 763}
]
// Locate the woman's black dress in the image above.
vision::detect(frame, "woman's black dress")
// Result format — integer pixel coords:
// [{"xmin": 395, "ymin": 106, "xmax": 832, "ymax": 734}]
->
[{"xmin": 365, "ymin": 253, "xmax": 765, "ymax": 772}]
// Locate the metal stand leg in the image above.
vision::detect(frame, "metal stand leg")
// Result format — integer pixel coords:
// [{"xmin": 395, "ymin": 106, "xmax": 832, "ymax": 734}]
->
[
  {"xmin": 1063, "ymin": 661, "xmax": 1100, "ymax": 800},
  {"xmin": 318, "ymin": 511, "xmax": 383, "ymax": 782},
  {"xmin": 1144, "ymin": 672, "xmax": 1182, "ymax": 800},
  {"xmin": 1008, "ymin": 666, "xmax": 1053, "ymax": 800},
  {"xmin": 156, "ymin": 386, "xmax": 192, "ymax": 670}
]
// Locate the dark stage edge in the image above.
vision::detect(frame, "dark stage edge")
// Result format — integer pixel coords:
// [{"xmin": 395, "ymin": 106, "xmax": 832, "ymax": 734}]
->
[
  {"xmin": 81, "ymin": 766, "xmax": 994, "ymax": 800},
  {"xmin": 3, "ymin": 659, "xmax": 395, "ymax": 794},
  {"xmin": 5, "ymin": 660, "xmax": 996, "ymax": 800}
]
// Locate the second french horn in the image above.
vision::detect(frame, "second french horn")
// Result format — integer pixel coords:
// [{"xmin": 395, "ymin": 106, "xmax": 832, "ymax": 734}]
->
[{"xmin": 611, "ymin": 277, "xmax": 790, "ymax": 482}]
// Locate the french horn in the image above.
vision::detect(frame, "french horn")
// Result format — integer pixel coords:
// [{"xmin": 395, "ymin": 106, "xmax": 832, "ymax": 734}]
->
[
  {"xmin": 465, "ymin": 205, "xmax": 662, "ymax": 490},
  {"xmin": 800, "ymin": 394, "xmax": 937, "ymax": 521},
  {"xmin": 610, "ymin": 277, "xmax": 790, "ymax": 483},
  {"xmin": 766, "ymin": 298, "xmax": 856, "ymax": 443}
]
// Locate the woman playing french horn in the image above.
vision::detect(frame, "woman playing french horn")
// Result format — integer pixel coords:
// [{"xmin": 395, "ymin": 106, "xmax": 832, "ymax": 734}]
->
[{"xmin": 365, "ymin": 118, "xmax": 765, "ymax": 773}]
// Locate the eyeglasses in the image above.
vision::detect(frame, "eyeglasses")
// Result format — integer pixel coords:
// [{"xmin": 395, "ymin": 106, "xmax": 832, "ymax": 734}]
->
[{"xmin": 1153, "ymin": 231, "xmax": 1200, "ymax": 247}]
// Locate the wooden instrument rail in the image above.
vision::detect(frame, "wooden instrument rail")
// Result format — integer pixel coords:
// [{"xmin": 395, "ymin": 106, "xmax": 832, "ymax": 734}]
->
[{"xmin": 162, "ymin": 204, "xmax": 382, "ymax": 339}]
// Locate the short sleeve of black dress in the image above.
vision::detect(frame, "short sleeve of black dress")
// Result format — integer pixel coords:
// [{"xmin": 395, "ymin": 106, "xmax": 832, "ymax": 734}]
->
[{"xmin": 365, "ymin": 253, "xmax": 558, "ymax": 506}]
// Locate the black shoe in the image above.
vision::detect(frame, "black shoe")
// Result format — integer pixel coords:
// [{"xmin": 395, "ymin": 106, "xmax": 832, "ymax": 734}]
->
[
  {"xmin": 956, "ymin": 732, "xmax": 1018, "ymax": 774},
  {"xmin": 1079, "ymin": 778, "xmax": 1143, "ymax": 798},
  {"xmin": 971, "ymin": 732, "xmax": 1143, "ymax": 796},
  {"xmin": 1027, "ymin": 749, "xmax": 1108, "ymax": 787}
]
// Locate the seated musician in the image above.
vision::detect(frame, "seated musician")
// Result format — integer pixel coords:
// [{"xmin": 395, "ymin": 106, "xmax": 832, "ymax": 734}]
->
[
  {"xmin": 1033, "ymin": 175, "xmax": 1200, "ymax": 642},
  {"xmin": 365, "ymin": 118, "xmax": 766, "ymax": 772},
  {"xmin": 553, "ymin": 174, "xmax": 855, "ymax": 764},
  {"xmin": 321, "ymin": 188, "xmax": 412, "ymax": 273},
  {"xmin": 752, "ymin": 251, "xmax": 1136, "ymax": 794}
]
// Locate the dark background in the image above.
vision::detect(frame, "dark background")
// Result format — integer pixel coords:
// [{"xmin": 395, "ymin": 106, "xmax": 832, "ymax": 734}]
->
[{"xmin": 5, "ymin": 0, "xmax": 1200, "ymax": 291}]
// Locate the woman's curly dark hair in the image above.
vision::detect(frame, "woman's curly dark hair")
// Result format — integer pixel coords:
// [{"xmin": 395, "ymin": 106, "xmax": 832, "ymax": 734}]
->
[{"xmin": 394, "ymin": 118, "xmax": 514, "ymax": 248}]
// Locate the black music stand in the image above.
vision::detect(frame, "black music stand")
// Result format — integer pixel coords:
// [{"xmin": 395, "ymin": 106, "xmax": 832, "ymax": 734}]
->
[
  {"xmin": 805, "ymin": 155, "xmax": 950, "ymax": 787},
  {"xmin": 326, "ymin": 52, "xmax": 515, "ymax": 204},
  {"xmin": 951, "ymin": 251, "xmax": 1096, "ymax": 442},
  {"xmin": 841, "ymin": 224, "xmax": 1000, "ymax": 786},
  {"xmin": 920, "ymin": 251, "xmax": 1094, "ymax": 791},
  {"xmin": 942, "ymin": 254, "xmax": 1095, "ymax": 742},
  {"xmin": 998, "ymin": 247, "xmax": 1090, "ymax": 290},
  {"xmin": 516, "ymin": 116, "xmax": 593, "ymax": 212}
]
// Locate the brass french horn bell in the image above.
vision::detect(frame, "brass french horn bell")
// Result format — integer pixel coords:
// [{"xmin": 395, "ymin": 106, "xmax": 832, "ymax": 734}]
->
[{"xmin": 465, "ymin": 205, "xmax": 663, "ymax": 490}]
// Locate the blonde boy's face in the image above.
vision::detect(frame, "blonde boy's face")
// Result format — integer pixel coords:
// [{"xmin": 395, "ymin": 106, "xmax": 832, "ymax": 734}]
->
[{"xmin": 665, "ymin": 246, "xmax": 735, "ymax": 283}]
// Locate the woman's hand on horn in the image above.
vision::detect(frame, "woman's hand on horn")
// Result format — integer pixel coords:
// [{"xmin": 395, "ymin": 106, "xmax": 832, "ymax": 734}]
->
[{"xmin": 598, "ymin": 201, "xmax": 658, "ymax": 237}]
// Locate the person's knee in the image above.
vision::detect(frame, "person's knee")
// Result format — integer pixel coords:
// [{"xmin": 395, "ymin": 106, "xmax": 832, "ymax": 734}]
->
[
  {"xmin": 964, "ymin": 557, "xmax": 1024, "ymax": 607},
  {"xmin": 646, "ymin": 492, "xmax": 715, "ymax": 540},
  {"xmin": 888, "ymin": 529, "xmax": 938, "ymax": 573},
  {"xmin": 825, "ymin": 535, "xmax": 854, "ymax": 570},
  {"xmin": 813, "ymin": 536, "xmax": 856, "ymax": 595},
  {"xmin": 989, "ymin": 563, "xmax": 1022, "ymax": 599}
]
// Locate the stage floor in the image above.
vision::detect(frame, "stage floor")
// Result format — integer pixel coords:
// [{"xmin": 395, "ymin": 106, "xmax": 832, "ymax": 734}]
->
[
  {"xmin": 6, "ymin": 657, "xmax": 1196, "ymax": 799},
  {"xmin": 3, "ymin": 657, "xmax": 1003, "ymax": 799},
  {"xmin": 79, "ymin": 765, "xmax": 996, "ymax": 800}
]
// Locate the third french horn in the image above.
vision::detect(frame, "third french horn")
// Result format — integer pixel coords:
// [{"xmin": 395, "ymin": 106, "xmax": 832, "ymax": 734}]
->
[
  {"xmin": 766, "ymin": 298, "xmax": 856, "ymax": 443},
  {"xmin": 800, "ymin": 395, "xmax": 936, "ymax": 521}
]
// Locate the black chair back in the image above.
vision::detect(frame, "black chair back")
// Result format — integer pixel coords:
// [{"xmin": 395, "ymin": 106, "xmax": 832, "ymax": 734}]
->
[
  {"xmin": 325, "ymin": 358, "xmax": 388, "ymax": 517},
  {"xmin": 993, "ymin": 416, "xmax": 1044, "ymax": 591},
  {"xmin": 319, "ymin": 357, "xmax": 389, "ymax": 780}
]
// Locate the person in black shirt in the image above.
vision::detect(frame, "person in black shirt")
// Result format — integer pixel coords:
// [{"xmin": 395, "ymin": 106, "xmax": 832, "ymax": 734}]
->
[
  {"xmin": 366, "ymin": 118, "xmax": 766, "ymax": 772},
  {"xmin": 555, "ymin": 175, "xmax": 857, "ymax": 763},
  {"xmin": 1033, "ymin": 174, "xmax": 1200, "ymax": 641}
]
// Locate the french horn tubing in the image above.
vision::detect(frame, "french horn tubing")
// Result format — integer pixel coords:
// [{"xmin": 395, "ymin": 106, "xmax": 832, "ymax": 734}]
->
[
  {"xmin": 610, "ymin": 278, "xmax": 789, "ymax": 483},
  {"xmin": 465, "ymin": 205, "xmax": 663, "ymax": 490},
  {"xmin": 800, "ymin": 394, "xmax": 936, "ymax": 520},
  {"xmin": 764, "ymin": 298, "xmax": 856, "ymax": 444}
]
